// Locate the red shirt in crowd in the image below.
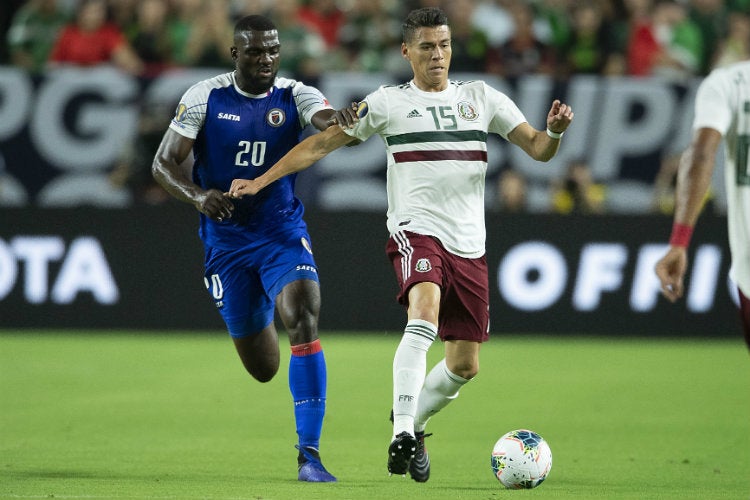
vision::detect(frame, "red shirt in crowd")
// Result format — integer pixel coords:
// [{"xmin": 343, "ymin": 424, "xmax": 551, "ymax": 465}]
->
[
  {"xmin": 627, "ymin": 21, "xmax": 660, "ymax": 76},
  {"xmin": 297, "ymin": 6, "xmax": 345, "ymax": 49},
  {"xmin": 49, "ymin": 23, "xmax": 126, "ymax": 66}
]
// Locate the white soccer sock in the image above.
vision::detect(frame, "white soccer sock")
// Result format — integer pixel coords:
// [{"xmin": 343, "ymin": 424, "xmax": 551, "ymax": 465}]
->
[
  {"xmin": 414, "ymin": 358, "xmax": 469, "ymax": 433},
  {"xmin": 392, "ymin": 319, "xmax": 437, "ymax": 440}
]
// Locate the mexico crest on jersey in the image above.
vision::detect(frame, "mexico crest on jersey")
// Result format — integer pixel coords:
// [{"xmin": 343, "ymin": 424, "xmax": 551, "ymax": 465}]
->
[
  {"xmin": 266, "ymin": 108, "xmax": 286, "ymax": 127},
  {"xmin": 415, "ymin": 258, "xmax": 432, "ymax": 273},
  {"xmin": 457, "ymin": 101, "xmax": 478, "ymax": 121}
]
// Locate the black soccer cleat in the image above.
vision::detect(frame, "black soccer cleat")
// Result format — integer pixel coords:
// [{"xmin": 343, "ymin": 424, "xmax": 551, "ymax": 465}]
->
[
  {"xmin": 409, "ymin": 431, "xmax": 432, "ymax": 482},
  {"xmin": 387, "ymin": 431, "xmax": 418, "ymax": 476}
]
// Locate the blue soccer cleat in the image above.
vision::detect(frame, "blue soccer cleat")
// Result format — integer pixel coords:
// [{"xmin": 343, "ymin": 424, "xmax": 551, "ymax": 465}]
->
[{"xmin": 296, "ymin": 445, "xmax": 338, "ymax": 482}]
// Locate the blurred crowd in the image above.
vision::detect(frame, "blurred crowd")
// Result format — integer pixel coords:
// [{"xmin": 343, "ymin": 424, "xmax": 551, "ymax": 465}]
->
[
  {"xmin": 3, "ymin": 0, "xmax": 749, "ymax": 80},
  {"xmin": 1, "ymin": 0, "xmax": 748, "ymax": 210}
]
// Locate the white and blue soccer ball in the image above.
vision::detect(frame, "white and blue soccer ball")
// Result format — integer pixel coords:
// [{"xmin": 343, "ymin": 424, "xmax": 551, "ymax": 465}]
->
[{"xmin": 491, "ymin": 429, "xmax": 552, "ymax": 489}]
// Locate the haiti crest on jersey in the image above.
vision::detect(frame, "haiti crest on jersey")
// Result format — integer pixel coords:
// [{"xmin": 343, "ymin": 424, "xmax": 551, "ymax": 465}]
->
[
  {"xmin": 266, "ymin": 108, "xmax": 286, "ymax": 127},
  {"xmin": 456, "ymin": 101, "xmax": 478, "ymax": 121}
]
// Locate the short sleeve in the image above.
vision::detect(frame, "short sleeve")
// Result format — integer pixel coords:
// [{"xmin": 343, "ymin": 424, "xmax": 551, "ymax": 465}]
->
[
  {"xmin": 344, "ymin": 87, "xmax": 388, "ymax": 142},
  {"xmin": 693, "ymin": 69, "xmax": 733, "ymax": 136},
  {"xmin": 169, "ymin": 83, "xmax": 209, "ymax": 139},
  {"xmin": 484, "ymin": 83, "xmax": 527, "ymax": 139},
  {"xmin": 292, "ymin": 80, "xmax": 332, "ymax": 127}
]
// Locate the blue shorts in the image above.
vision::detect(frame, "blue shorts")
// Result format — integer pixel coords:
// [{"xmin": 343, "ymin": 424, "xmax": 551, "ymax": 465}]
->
[{"xmin": 203, "ymin": 229, "xmax": 319, "ymax": 338}]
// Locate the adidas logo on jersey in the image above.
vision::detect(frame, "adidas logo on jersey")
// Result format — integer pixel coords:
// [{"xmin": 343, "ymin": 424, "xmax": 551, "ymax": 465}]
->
[
  {"xmin": 406, "ymin": 109, "xmax": 422, "ymax": 118},
  {"xmin": 217, "ymin": 112, "xmax": 240, "ymax": 121}
]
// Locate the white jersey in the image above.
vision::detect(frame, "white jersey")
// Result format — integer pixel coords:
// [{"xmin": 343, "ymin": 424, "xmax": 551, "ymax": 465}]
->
[
  {"xmin": 345, "ymin": 80, "xmax": 526, "ymax": 258},
  {"xmin": 693, "ymin": 61, "xmax": 750, "ymax": 296}
]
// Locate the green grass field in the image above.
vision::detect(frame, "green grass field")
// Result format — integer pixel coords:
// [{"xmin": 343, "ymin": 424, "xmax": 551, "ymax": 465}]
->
[{"xmin": 1, "ymin": 331, "xmax": 748, "ymax": 500}]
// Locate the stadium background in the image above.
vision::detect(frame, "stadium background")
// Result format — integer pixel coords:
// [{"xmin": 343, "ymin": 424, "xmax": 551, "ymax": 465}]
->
[
  {"xmin": 0, "ymin": 67, "xmax": 741, "ymax": 337},
  {"xmin": 1, "ymin": 5, "xmax": 748, "ymax": 498}
]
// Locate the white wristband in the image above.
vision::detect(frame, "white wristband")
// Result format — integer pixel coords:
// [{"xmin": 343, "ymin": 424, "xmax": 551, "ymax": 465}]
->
[{"xmin": 546, "ymin": 128, "xmax": 563, "ymax": 139}]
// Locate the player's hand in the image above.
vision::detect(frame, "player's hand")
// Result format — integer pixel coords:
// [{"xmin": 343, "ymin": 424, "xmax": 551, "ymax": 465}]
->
[
  {"xmin": 327, "ymin": 101, "xmax": 359, "ymax": 129},
  {"xmin": 546, "ymin": 99, "xmax": 574, "ymax": 135},
  {"xmin": 227, "ymin": 179, "xmax": 261, "ymax": 198},
  {"xmin": 196, "ymin": 188, "xmax": 234, "ymax": 222},
  {"xmin": 654, "ymin": 246, "xmax": 688, "ymax": 302}
]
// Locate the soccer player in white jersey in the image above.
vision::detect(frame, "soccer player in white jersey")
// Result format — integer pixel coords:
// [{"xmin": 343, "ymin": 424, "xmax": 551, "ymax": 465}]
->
[
  {"xmin": 655, "ymin": 59, "xmax": 750, "ymax": 351},
  {"xmin": 227, "ymin": 7, "xmax": 574, "ymax": 481},
  {"xmin": 151, "ymin": 15, "xmax": 357, "ymax": 483}
]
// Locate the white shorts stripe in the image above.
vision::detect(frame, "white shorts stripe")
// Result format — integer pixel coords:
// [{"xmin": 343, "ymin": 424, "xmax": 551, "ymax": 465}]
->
[{"xmin": 394, "ymin": 231, "xmax": 413, "ymax": 283}]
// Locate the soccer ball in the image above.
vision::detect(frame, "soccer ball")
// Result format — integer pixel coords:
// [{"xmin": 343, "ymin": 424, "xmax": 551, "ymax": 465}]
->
[{"xmin": 491, "ymin": 429, "xmax": 552, "ymax": 489}]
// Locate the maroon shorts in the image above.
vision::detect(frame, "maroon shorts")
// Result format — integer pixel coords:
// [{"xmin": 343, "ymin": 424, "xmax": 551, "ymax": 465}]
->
[
  {"xmin": 386, "ymin": 230, "xmax": 490, "ymax": 343},
  {"xmin": 738, "ymin": 287, "xmax": 750, "ymax": 351}
]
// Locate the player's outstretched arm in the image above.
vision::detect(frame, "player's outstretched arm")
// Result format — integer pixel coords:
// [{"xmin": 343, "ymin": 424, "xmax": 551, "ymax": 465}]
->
[
  {"xmin": 508, "ymin": 99, "xmax": 574, "ymax": 162},
  {"xmin": 228, "ymin": 125, "xmax": 354, "ymax": 198}
]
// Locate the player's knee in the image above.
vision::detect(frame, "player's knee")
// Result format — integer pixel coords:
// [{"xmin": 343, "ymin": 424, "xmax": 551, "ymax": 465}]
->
[
  {"xmin": 447, "ymin": 359, "xmax": 479, "ymax": 380},
  {"xmin": 285, "ymin": 310, "xmax": 319, "ymax": 344},
  {"xmin": 249, "ymin": 363, "xmax": 279, "ymax": 383},
  {"xmin": 252, "ymin": 372, "xmax": 276, "ymax": 383},
  {"xmin": 454, "ymin": 365, "xmax": 479, "ymax": 380},
  {"xmin": 408, "ymin": 303, "xmax": 439, "ymax": 323},
  {"xmin": 297, "ymin": 308, "xmax": 319, "ymax": 329},
  {"xmin": 237, "ymin": 348, "xmax": 280, "ymax": 382}
]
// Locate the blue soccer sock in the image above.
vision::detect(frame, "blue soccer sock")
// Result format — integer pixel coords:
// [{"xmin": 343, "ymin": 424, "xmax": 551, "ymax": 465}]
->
[{"xmin": 289, "ymin": 339, "xmax": 327, "ymax": 450}]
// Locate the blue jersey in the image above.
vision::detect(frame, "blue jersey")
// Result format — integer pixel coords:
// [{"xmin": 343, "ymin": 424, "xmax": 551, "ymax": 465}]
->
[{"xmin": 170, "ymin": 72, "xmax": 331, "ymax": 250}]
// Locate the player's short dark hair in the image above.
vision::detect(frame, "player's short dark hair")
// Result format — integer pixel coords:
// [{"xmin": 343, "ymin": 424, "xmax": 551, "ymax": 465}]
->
[
  {"xmin": 234, "ymin": 14, "xmax": 276, "ymax": 35},
  {"xmin": 402, "ymin": 7, "xmax": 449, "ymax": 43}
]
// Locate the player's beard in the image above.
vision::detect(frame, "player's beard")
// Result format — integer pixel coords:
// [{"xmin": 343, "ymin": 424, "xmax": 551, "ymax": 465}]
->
[{"xmin": 256, "ymin": 67, "xmax": 277, "ymax": 87}]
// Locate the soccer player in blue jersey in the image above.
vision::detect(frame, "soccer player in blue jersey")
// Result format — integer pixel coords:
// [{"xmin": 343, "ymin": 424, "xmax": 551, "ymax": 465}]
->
[{"xmin": 151, "ymin": 14, "xmax": 351, "ymax": 482}]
